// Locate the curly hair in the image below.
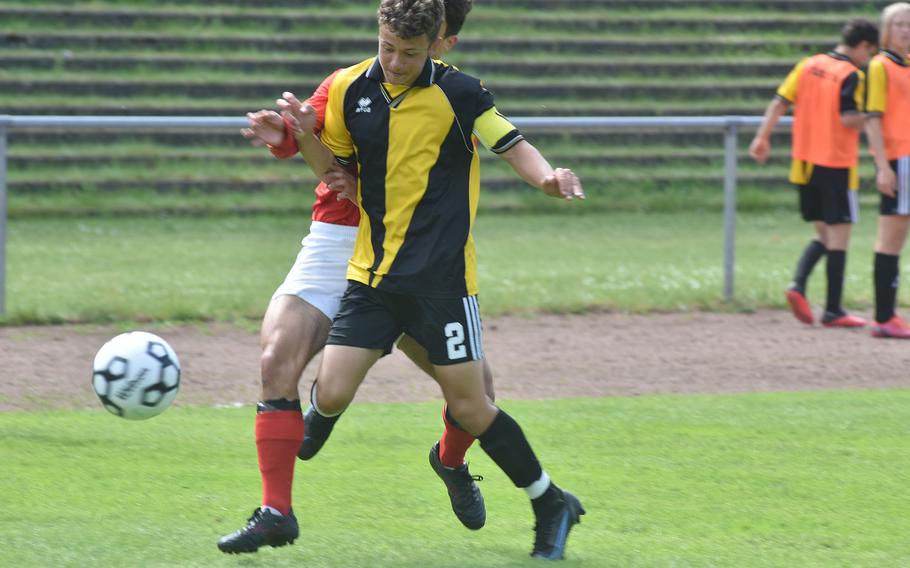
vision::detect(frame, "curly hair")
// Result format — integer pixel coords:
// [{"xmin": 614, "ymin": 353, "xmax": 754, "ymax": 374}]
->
[{"xmin": 378, "ymin": 0, "xmax": 445, "ymax": 42}]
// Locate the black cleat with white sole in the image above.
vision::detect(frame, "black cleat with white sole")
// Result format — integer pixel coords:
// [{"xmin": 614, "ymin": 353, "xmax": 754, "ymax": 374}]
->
[
  {"xmin": 429, "ymin": 442, "xmax": 486, "ymax": 530},
  {"xmin": 217, "ymin": 508, "xmax": 299, "ymax": 554}
]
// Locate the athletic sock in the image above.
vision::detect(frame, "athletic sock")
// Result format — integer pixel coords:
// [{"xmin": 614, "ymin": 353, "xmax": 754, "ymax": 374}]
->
[
  {"xmin": 792, "ymin": 239, "xmax": 827, "ymax": 293},
  {"xmin": 874, "ymin": 252, "xmax": 900, "ymax": 323},
  {"xmin": 255, "ymin": 399, "xmax": 304, "ymax": 516},
  {"xmin": 530, "ymin": 479, "xmax": 563, "ymax": 516},
  {"xmin": 477, "ymin": 409, "xmax": 544, "ymax": 490},
  {"xmin": 438, "ymin": 404, "xmax": 477, "ymax": 468},
  {"xmin": 825, "ymin": 249, "xmax": 847, "ymax": 314}
]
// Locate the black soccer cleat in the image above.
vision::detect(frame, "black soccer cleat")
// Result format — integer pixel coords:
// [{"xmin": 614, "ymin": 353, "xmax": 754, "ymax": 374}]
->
[
  {"xmin": 531, "ymin": 488, "xmax": 585, "ymax": 560},
  {"xmin": 429, "ymin": 442, "xmax": 486, "ymax": 530},
  {"xmin": 297, "ymin": 406, "xmax": 339, "ymax": 460},
  {"xmin": 217, "ymin": 508, "xmax": 299, "ymax": 554}
]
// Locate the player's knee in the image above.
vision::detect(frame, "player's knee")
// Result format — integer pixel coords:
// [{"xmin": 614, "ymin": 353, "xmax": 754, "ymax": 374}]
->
[
  {"xmin": 259, "ymin": 346, "xmax": 297, "ymax": 392},
  {"xmin": 446, "ymin": 398, "xmax": 493, "ymax": 433},
  {"xmin": 314, "ymin": 379, "xmax": 354, "ymax": 416}
]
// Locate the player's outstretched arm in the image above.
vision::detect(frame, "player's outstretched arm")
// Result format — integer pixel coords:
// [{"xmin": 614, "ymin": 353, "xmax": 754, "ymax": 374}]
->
[
  {"xmin": 749, "ymin": 97, "xmax": 789, "ymax": 164},
  {"xmin": 498, "ymin": 140, "xmax": 585, "ymax": 201}
]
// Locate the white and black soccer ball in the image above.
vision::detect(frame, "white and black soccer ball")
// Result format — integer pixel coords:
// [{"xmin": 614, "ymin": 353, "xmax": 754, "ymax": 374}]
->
[{"xmin": 91, "ymin": 331, "xmax": 181, "ymax": 420}]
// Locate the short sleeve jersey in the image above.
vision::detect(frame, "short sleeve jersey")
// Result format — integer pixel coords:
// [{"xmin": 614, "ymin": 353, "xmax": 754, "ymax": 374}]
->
[{"xmin": 321, "ymin": 57, "xmax": 522, "ymax": 298}]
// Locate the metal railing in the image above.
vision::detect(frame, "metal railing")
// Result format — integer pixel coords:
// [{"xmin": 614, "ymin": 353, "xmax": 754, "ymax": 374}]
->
[{"xmin": 0, "ymin": 114, "xmax": 792, "ymax": 316}]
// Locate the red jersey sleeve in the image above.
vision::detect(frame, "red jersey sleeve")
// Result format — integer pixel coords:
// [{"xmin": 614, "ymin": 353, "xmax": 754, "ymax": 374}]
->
[{"xmin": 266, "ymin": 69, "xmax": 341, "ymax": 159}]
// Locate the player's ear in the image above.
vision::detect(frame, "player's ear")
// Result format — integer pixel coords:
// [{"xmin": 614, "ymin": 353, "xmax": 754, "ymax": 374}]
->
[{"xmin": 429, "ymin": 35, "xmax": 446, "ymax": 58}]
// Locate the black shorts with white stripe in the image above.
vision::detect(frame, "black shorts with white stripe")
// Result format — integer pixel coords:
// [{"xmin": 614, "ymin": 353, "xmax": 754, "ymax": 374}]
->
[
  {"xmin": 327, "ymin": 281, "xmax": 485, "ymax": 366},
  {"xmin": 880, "ymin": 157, "xmax": 910, "ymax": 216},
  {"xmin": 798, "ymin": 165, "xmax": 858, "ymax": 225}
]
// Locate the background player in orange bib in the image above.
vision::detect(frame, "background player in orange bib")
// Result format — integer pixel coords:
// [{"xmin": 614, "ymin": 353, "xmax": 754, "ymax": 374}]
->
[
  {"xmin": 865, "ymin": 3, "xmax": 910, "ymax": 338},
  {"xmin": 749, "ymin": 19, "xmax": 879, "ymax": 328}
]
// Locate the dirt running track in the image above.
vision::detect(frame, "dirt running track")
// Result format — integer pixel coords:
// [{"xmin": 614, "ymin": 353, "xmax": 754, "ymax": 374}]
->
[{"xmin": 2, "ymin": 310, "xmax": 910, "ymax": 412}]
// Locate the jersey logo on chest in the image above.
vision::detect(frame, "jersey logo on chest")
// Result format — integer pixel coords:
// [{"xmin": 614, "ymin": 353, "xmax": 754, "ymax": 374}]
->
[{"xmin": 356, "ymin": 97, "xmax": 372, "ymax": 113}]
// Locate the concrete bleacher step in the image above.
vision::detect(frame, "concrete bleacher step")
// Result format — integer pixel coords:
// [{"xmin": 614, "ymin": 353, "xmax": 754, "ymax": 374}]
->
[
  {"xmin": 6, "ymin": 173, "xmax": 787, "ymax": 195},
  {"xmin": 8, "ymin": 130, "xmax": 792, "ymax": 148},
  {"xmin": 0, "ymin": 77, "xmax": 780, "ymax": 101},
  {"xmin": 0, "ymin": 6, "xmax": 854, "ymax": 35},
  {"xmin": 10, "ymin": 152, "xmax": 768, "ymax": 170},
  {"xmin": 0, "ymin": 101, "xmax": 774, "ymax": 117},
  {"xmin": 0, "ymin": 53, "xmax": 799, "ymax": 79},
  {"xmin": 0, "ymin": 31, "xmax": 836, "ymax": 57},
  {"xmin": 38, "ymin": 0, "xmax": 883, "ymax": 10}
]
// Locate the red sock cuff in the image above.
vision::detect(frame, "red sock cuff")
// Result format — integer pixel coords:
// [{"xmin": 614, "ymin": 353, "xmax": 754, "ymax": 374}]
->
[{"xmin": 255, "ymin": 410, "xmax": 305, "ymax": 441}]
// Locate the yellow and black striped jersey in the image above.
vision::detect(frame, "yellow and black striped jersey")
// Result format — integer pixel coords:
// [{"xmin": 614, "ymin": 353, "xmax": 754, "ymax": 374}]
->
[{"xmin": 321, "ymin": 57, "xmax": 521, "ymax": 298}]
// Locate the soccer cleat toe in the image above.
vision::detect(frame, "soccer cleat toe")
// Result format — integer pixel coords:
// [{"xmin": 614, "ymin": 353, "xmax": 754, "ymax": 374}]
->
[
  {"xmin": 871, "ymin": 315, "xmax": 910, "ymax": 338},
  {"xmin": 785, "ymin": 288, "xmax": 814, "ymax": 325},
  {"xmin": 429, "ymin": 442, "xmax": 486, "ymax": 530},
  {"xmin": 821, "ymin": 312, "xmax": 867, "ymax": 328},
  {"xmin": 531, "ymin": 489, "xmax": 585, "ymax": 560},
  {"xmin": 217, "ymin": 508, "xmax": 299, "ymax": 554}
]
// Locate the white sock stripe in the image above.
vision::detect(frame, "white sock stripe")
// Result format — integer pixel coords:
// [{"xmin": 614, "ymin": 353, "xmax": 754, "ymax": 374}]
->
[
  {"xmin": 472, "ymin": 296, "xmax": 485, "ymax": 359},
  {"xmin": 523, "ymin": 471, "xmax": 552, "ymax": 499},
  {"xmin": 463, "ymin": 296, "xmax": 479, "ymax": 360}
]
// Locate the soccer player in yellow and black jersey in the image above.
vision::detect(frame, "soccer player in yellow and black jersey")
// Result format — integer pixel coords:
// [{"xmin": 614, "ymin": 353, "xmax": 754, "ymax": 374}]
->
[
  {"xmin": 750, "ymin": 18, "xmax": 879, "ymax": 328},
  {"xmin": 219, "ymin": 0, "xmax": 586, "ymax": 560},
  {"xmin": 865, "ymin": 3, "xmax": 910, "ymax": 338}
]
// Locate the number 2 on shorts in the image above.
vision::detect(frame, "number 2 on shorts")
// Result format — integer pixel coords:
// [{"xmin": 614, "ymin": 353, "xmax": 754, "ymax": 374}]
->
[{"xmin": 445, "ymin": 322, "xmax": 467, "ymax": 360}]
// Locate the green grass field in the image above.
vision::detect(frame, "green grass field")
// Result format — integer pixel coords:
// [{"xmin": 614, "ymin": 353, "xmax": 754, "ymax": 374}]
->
[
  {"xmin": 1, "ymin": 208, "xmax": 897, "ymax": 325},
  {"xmin": 2, "ymin": 392, "xmax": 908, "ymax": 567}
]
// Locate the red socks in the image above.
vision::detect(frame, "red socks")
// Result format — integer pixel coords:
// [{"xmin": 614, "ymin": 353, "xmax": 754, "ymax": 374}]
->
[
  {"xmin": 438, "ymin": 405, "xmax": 477, "ymax": 468},
  {"xmin": 255, "ymin": 410, "xmax": 304, "ymax": 515}
]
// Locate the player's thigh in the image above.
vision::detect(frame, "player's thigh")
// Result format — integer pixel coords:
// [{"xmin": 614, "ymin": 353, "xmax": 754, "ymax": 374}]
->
[
  {"xmin": 260, "ymin": 294, "xmax": 332, "ymax": 372},
  {"xmin": 398, "ymin": 333, "xmax": 496, "ymax": 399},
  {"xmin": 397, "ymin": 334, "xmax": 435, "ymax": 377},
  {"xmin": 316, "ymin": 345, "xmax": 383, "ymax": 413},
  {"xmin": 482, "ymin": 358, "xmax": 495, "ymax": 401},
  {"xmin": 320, "ymin": 282, "xmax": 404, "ymax": 411}
]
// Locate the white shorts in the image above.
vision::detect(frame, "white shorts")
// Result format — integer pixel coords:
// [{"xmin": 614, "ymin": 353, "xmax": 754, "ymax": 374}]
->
[{"xmin": 271, "ymin": 221, "xmax": 358, "ymax": 320}]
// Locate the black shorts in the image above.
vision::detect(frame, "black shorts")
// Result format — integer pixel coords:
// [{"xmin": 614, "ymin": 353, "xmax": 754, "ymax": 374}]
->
[
  {"xmin": 326, "ymin": 281, "xmax": 485, "ymax": 366},
  {"xmin": 797, "ymin": 165, "xmax": 858, "ymax": 225},
  {"xmin": 879, "ymin": 157, "xmax": 910, "ymax": 216}
]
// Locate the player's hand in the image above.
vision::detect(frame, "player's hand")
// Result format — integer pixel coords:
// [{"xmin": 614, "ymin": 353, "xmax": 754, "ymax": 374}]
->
[
  {"xmin": 749, "ymin": 137, "xmax": 770, "ymax": 164},
  {"xmin": 322, "ymin": 166, "xmax": 357, "ymax": 203},
  {"xmin": 277, "ymin": 91, "xmax": 317, "ymax": 137},
  {"xmin": 542, "ymin": 168, "xmax": 585, "ymax": 201},
  {"xmin": 877, "ymin": 165, "xmax": 897, "ymax": 198},
  {"xmin": 241, "ymin": 109, "xmax": 285, "ymax": 147}
]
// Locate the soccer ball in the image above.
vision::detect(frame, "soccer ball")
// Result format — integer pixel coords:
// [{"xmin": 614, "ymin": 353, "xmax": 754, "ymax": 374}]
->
[{"xmin": 91, "ymin": 331, "xmax": 181, "ymax": 420}]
